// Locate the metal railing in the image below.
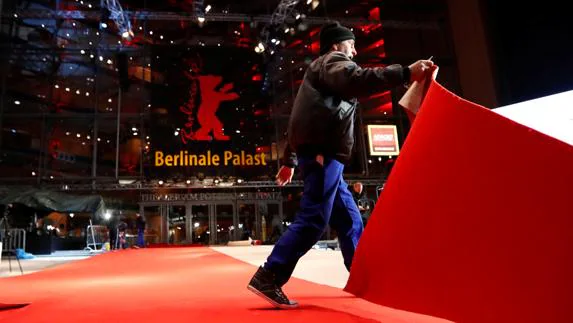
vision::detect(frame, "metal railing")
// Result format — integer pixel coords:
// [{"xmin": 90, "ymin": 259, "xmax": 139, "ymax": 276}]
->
[{"xmin": 1, "ymin": 228, "xmax": 26, "ymax": 252}]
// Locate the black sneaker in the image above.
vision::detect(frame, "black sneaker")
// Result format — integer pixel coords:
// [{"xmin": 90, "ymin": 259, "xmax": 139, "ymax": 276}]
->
[{"xmin": 247, "ymin": 266, "xmax": 299, "ymax": 309}]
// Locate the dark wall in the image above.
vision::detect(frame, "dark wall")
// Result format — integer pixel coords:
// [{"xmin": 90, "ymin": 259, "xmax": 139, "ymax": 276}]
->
[{"xmin": 483, "ymin": 1, "xmax": 573, "ymax": 106}]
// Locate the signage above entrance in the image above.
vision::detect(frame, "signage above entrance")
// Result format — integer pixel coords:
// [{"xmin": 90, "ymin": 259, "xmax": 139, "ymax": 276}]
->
[
  {"xmin": 154, "ymin": 150, "xmax": 267, "ymax": 167},
  {"xmin": 140, "ymin": 192, "xmax": 282, "ymax": 202}
]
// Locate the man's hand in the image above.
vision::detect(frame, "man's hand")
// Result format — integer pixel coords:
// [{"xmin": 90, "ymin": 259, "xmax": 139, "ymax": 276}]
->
[
  {"xmin": 315, "ymin": 154, "xmax": 324, "ymax": 166},
  {"xmin": 408, "ymin": 59, "xmax": 435, "ymax": 83},
  {"xmin": 275, "ymin": 166, "xmax": 294, "ymax": 186}
]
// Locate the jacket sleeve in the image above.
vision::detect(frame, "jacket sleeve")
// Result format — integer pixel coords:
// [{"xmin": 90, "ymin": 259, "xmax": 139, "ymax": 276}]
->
[
  {"xmin": 280, "ymin": 142, "xmax": 298, "ymax": 168},
  {"xmin": 320, "ymin": 52, "xmax": 409, "ymax": 99}
]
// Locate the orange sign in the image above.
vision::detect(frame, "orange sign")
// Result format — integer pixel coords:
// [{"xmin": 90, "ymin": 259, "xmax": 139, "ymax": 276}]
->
[{"xmin": 367, "ymin": 125, "xmax": 400, "ymax": 156}]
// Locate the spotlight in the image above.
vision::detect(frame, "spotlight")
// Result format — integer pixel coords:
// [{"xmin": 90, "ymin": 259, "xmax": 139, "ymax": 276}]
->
[
  {"xmin": 254, "ymin": 42, "xmax": 265, "ymax": 53},
  {"xmin": 158, "ymin": 180, "xmax": 164, "ymax": 185}
]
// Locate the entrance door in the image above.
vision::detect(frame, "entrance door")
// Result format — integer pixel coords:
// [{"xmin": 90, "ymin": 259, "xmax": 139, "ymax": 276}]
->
[
  {"xmin": 214, "ymin": 203, "xmax": 235, "ymax": 245},
  {"xmin": 261, "ymin": 202, "xmax": 283, "ymax": 244},
  {"xmin": 237, "ymin": 203, "xmax": 257, "ymax": 241},
  {"xmin": 168, "ymin": 205, "xmax": 187, "ymax": 244},
  {"xmin": 190, "ymin": 204, "xmax": 211, "ymax": 245}
]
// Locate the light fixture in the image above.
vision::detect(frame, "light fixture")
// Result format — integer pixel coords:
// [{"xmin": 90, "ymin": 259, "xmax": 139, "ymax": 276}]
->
[
  {"xmin": 14, "ymin": 100, "xmax": 20, "ymax": 105},
  {"xmin": 254, "ymin": 42, "xmax": 265, "ymax": 53}
]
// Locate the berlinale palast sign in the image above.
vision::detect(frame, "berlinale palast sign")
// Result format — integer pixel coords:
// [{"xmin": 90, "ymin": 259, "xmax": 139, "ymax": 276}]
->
[{"xmin": 154, "ymin": 150, "xmax": 267, "ymax": 167}]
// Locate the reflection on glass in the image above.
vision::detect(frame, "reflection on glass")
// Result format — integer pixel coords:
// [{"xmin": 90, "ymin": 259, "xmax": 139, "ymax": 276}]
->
[
  {"xmin": 168, "ymin": 205, "xmax": 186, "ymax": 244},
  {"xmin": 215, "ymin": 204, "xmax": 234, "ymax": 245},
  {"xmin": 238, "ymin": 203, "xmax": 256, "ymax": 241},
  {"xmin": 143, "ymin": 206, "xmax": 161, "ymax": 245},
  {"xmin": 191, "ymin": 204, "xmax": 210, "ymax": 245},
  {"xmin": 265, "ymin": 203, "xmax": 284, "ymax": 243}
]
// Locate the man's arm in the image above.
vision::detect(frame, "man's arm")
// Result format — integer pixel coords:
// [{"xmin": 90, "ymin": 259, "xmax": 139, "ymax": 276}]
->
[
  {"xmin": 280, "ymin": 143, "xmax": 297, "ymax": 168},
  {"xmin": 320, "ymin": 52, "xmax": 409, "ymax": 99}
]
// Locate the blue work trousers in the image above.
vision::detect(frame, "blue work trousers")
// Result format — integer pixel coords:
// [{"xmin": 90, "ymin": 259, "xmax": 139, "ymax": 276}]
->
[{"xmin": 264, "ymin": 156, "xmax": 363, "ymax": 286}]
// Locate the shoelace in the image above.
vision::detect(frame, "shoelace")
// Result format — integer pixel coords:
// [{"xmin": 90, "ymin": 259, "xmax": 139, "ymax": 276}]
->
[{"xmin": 275, "ymin": 287, "xmax": 289, "ymax": 303}]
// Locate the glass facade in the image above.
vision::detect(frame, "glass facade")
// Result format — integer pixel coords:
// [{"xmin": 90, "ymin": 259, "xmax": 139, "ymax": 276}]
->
[{"xmin": 0, "ymin": 0, "xmax": 455, "ymax": 247}]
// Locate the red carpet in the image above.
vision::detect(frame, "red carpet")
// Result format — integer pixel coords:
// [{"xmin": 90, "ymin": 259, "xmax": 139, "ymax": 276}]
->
[
  {"xmin": 0, "ymin": 247, "xmax": 452, "ymax": 323},
  {"xmin": 346, "ymin": 80, "xmax": 573, "ymax": 323}
]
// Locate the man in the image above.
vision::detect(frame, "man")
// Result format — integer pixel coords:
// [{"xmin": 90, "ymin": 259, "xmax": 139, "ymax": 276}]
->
[
  {"xmin": 350, "ymin": 182, "xmax": 365, "ymax": 208},
  {"xmin": 136, "ymin": 213, "xmax": 146, "ymax": 248},
  {"xmin": 247, "ymin": 21, "xmax": 435, "ymax": 309}
]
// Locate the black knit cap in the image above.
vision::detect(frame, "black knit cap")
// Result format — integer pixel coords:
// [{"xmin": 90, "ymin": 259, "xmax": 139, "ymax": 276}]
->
[{"xmin": 319, "ymin": 21, "xmax": 355, "ymax": 55}]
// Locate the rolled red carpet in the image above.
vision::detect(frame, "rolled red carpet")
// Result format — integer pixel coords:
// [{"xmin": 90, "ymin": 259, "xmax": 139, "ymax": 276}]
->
[{"xmin": 346, "ymin": 80, "xmax": 573, "ymax": 323}]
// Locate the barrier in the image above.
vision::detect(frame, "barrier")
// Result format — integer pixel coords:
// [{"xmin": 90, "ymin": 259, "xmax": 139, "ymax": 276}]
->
[
  {"xmin": 1, "ymin": 229, "xmax": 26, "ymax": 252},
  {"xmin": 85, "ymin": 223, "xmax": 108, "ymax": 251}
]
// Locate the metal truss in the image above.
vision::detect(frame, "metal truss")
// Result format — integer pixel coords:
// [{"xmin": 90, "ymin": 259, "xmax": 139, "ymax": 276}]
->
[
  {"xmin": 4, "ymin": 10, "xmax": 439, "ymax": 30},
  {"xmin": 269, "ymin": 0, "xmax": 301, "ymax": 27},
  {"xmin": 103, "ymin": 0, "xmax": 133, "ymax": 37}
]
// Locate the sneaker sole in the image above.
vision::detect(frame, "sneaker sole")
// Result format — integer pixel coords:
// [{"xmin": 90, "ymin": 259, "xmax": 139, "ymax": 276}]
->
[{"xmin": 247, "ymin": 285, "xmax": 299, "ymax": 309}]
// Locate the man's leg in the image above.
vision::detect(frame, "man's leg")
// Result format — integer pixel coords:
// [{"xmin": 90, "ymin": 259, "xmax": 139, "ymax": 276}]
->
[
  {"xmin": 264, "ymin": 157, "xmax": 343, "ymax": 286},
  {"xmin": 248, "ymin": 157, "xmax": 344, "ymax": 308},
  {"xmin": 329, "ymin": 179, "xmax": 364, "ymax": 271}
]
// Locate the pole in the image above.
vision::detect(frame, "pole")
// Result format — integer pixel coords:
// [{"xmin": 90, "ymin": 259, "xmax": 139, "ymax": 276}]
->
[{"xmin": 115, "ymin": 87, "xmax": 121, "ymax": 179}]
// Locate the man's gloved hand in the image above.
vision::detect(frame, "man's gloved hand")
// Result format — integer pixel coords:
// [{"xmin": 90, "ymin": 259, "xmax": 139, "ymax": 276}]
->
[{"xmin": 408, "ymin": 59, "xmax": 435, "ymax": 83}]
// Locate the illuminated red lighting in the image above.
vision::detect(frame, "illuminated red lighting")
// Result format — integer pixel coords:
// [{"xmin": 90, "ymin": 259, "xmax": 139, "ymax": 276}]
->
[{"xmin": 369, "ymin": 7, "xmax": 381, "ymax": 21}]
